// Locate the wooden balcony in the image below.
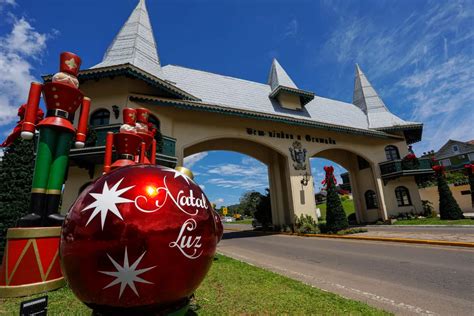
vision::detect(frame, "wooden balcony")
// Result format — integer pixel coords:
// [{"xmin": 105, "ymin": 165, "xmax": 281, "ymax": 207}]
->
[
  {"xmin": 379, "ymin": 157, "xmax": 434, "ymax": 182},
  {"xmin": 69, "ymin": 124, "xmax": 177, "ymax": 169}
]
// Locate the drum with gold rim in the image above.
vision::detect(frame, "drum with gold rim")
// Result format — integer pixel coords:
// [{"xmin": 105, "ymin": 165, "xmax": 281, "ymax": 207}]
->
[{"xmin": 0, "ymin": 227, "xmax": 65, "ymax": 297}]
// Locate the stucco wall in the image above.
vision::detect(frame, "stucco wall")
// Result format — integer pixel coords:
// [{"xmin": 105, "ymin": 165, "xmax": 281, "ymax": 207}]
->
[
  {"xmin": 61, "ymin": 165, "xmax": 103, "ymax": 214},
  {"xmin": 419, "ymin": 184, "xmax": 473, "ymax": 213},
  {"xmin": 384, "ymin": 176, "xmax": 423, "ymax": 216},
  {"xmin": 277, "ymin": 93, "xmax": 301, "ymax": 110}
]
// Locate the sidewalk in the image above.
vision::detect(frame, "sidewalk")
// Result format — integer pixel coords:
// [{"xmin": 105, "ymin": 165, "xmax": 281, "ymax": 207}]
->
[
  {"xmin": 224, "ymin": 223, "xmax": 474, "ymax": 244},
  {"xmin": 357, "ymin": 229, "xmax": 474, "ymax": 243}
]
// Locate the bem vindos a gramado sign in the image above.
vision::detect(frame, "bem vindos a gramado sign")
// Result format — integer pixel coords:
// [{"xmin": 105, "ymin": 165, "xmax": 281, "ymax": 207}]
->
[{"xmin": 246, "ymin": 128, "xmax": 336, "ymax": 145}]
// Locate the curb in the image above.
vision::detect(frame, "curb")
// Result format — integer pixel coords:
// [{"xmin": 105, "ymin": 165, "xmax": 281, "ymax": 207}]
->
[{"xmin": 223, "ymin": 227, "xmax": 474, "ymax": 248}]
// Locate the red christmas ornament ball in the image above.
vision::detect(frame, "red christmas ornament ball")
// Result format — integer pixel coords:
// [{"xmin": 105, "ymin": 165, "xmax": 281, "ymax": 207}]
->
[{"xmin": 60, "ymin": 164, "xmax": 219, "ymax": 313}]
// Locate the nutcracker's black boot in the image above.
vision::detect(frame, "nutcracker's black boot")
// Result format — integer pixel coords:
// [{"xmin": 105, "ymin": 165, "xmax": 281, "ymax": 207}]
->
[
  {"xmin": 17, "ymin": 192, "xmax": 45, "ymax": 227},
  {"xmin": 44, "ymin": 193, "xmax": 65, "ymax": 226}
]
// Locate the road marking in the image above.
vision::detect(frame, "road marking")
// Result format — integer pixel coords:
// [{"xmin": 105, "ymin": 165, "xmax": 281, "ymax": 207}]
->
[{"xmin": 219, "ymin": 250, "xmax": 438, "ymax": 316}]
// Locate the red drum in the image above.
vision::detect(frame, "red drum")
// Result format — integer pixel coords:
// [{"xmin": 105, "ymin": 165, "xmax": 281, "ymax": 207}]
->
[{"xmin": 0, "ymin": 227, "xmax": 65, "ymax": 297}]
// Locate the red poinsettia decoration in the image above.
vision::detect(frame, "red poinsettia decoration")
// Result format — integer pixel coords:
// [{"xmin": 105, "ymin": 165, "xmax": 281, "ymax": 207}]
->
[
  {"xmin": 1, "ymin": 104, "xmax": 44, "ymax": 147},
  {"xmin": 405, "ymin": 153, "xmax": 417, "ymax": 160},
  {"xmin": 321, "ymin": 166, "xmax": 337, "ymax": 187},
  {"xmin": 432, "ymin": 164, "xmax": 445, "ymax": 174},
  {"xmin": 464, "ymin": 164, "xmax": 474, "ymax": 174}
]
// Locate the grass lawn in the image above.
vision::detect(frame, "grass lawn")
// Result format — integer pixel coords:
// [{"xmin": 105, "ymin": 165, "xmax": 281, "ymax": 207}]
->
[
  {"xmin": 317, "ymin": 199, "xmax": 355, "ymax": 220},
  {"xmin": 226, "ymin": 218, "xmax": 253, "ymax": 225},
  {"xmin": 0, "ymin": 254, "xmax": 388, "ymax": 315},
  {"xmin": 394, "ymin": 217, "xmax": 474, "ymax": 225}
]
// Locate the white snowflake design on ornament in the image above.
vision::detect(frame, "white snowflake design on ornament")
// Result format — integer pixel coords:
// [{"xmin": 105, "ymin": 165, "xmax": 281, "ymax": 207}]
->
[
  {"xmin": 162, "ymin": 168, "xmax": 192, "ymax": 184},
  {"xmin": 81, "ymin": 178, "xmax": 134, "ymax": 230},
  {"xmin": 99, "ymin": 247, "xmax": 156, "ymax": 299}
]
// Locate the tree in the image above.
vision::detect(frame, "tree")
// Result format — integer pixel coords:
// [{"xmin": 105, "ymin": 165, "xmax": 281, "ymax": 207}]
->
[
  {"xmin": 323, "ymin": 166, "xmax": 348, "ymax": 232},
  {"xmin": 433, "ymin": 165, "xmax": 463, "ymax": 220},
  {"xmin": 254, "ymin": 189, "xmax": 272, "ymax": 227},
  {"xmin": 0, "ymin": 138, "xmax": 35, "ymax": 253},
  {"xmin": 239, "ymin": 191, "xmax": 263, "ymax": 217},
  {"xmin": 465, "ymin": 164, "xmax": 474, "ymax": 208}
]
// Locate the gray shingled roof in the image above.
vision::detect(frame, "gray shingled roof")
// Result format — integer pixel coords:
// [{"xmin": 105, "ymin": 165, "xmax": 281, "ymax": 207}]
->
[
  {"xmin": 91, "ymin": 0, "xmax": 162, "ymax": 77},
  {"xmin": 161, "ymin": 65, "xmax": 371, "ymax": 131},
  {"xmin": 353, "ymin": 64, "xmax": 418, "ymax": 129}
]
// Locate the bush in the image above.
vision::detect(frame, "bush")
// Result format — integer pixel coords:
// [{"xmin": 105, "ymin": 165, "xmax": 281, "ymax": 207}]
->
[
  {"xmin": 435, "ymin": 169, "xmax": 463, "ymax": 220},
  {"xmin": 335, "ymin": 228, "xmax": 368, "ymax": 235},
  {"xmin": 324, "ymin": 168, "xmax": 349, "ymax": 233},
  {"xmin": 294, "ymin": 214, "xmax": 320, "ymax": 234},
  {"xmin": 347, "ymin": 213, "xmax": 357, "ymax": 225},
  {"xmin": 422, "ymin": 200, "xmax": 434, "ymax": 217},
  {"xmin": 0, "ymin": 138, "xmax": 35, "ymax": 254}
]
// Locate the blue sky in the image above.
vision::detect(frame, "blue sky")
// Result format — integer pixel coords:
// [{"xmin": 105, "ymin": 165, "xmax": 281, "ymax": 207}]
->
[{"xmin": 0, "ymin": 0, "xmax": 472, "ymax": 206}]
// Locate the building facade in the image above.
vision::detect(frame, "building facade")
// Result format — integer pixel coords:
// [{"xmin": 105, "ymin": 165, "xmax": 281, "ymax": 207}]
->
[
  {"xmin": 54, "ymin": 0, "xmax": 433, "ymax": 224},
  {"xmin": 434, "ymin": 139, "xmax": 474, "ymax": 171}
]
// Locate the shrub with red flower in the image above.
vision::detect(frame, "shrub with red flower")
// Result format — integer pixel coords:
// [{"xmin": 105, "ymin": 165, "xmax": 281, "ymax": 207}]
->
[{"xmin": 402, "ymin": 153, "xmax": 419, "ymax": 170}]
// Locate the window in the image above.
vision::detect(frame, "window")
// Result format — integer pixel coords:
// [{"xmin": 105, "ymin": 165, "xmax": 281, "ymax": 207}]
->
[
  {"xmin": 89, "ymin": 109, "xmax": 110, "ymax": 126},
  {"xmin": 452, "ymin": 145, "xmax": 459, "ymax": 152},
  {"xmin": 441, "ymin": 159, "xmax": 451, "ymax": 167},
  {"xmin": 385, "ymin": 145, "xmax": 400, "ymax": 161},
  {"xmin": 395, "ymin": 186, "xmax": 412, "ymax": 206},
  {"xmin": 364, "ymin": 190, "xmax": 378, "ymax": 209}
]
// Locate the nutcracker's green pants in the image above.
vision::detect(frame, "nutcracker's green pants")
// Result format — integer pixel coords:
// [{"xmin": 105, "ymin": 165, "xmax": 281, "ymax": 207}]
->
[{"xmin": 25, "ymin": 127, "xmax": 73, "ymax": 226}]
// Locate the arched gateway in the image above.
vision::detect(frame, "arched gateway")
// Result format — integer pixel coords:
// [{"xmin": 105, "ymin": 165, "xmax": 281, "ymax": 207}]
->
[{"xmin": 56, "ymin": 0, "xmax": 433, "ymax": 224}]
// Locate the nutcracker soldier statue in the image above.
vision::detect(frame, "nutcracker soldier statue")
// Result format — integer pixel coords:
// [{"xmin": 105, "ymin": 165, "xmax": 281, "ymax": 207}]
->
[
  {"xmin": 19, "ymin": 52, "xmax": 91, "ymax": 227},
  {"xmin": 103, "ymin": 108, "xmax": 144, "ymax": 174}
]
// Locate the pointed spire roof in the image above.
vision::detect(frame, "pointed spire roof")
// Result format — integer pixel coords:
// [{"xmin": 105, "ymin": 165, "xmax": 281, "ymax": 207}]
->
[
  {"xmin": 353, "ymin": 64, "xmax": 418, "ymax": 129},
  {"xmin": 92, "ymin": 0, "xmax": 161, "ymax": 77},
  {"xmin": 267, "ymin": 58, "xmax": 298, "ymax": 90},
  {"xmin": 267, "ymin": 58, "xmax": 314, "ymax": 106}
]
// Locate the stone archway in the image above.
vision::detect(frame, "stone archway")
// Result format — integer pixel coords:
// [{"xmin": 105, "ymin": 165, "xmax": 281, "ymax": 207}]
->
[
  {"xmin": 311, "ymin": 148, "xmax": 387, "ymax": 223},
  {"xmin": 182, "ymin": 137, "xmax": 294, "ymax": 226}
]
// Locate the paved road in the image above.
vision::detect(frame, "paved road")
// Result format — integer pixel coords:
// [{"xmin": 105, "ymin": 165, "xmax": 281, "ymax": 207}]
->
[
  {"xmin": 218, "ymin": 229, "xmax": 474, "ymax": 315},
  {"xmin": 224, "ymin": 223, "xmax": 474, "ymax": 235}
]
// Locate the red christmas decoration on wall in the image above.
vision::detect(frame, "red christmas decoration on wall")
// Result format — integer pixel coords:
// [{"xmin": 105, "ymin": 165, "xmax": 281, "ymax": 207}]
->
[{"xmin": 60, "ymin": 164, "xmax": 221, "ymax": 313}]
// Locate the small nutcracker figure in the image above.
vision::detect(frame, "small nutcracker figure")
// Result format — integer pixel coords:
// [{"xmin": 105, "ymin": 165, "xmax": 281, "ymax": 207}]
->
[
  {"xmin": 103, "ymin": 108, "xmax": 143, "ymax": 174},
  {"xmin": 135, "ymin": 108, "xmax": 157, "ymax": 164},
  {"xmin": 19, "ymin": 52, "xmax": 91, "ymax": 227}
]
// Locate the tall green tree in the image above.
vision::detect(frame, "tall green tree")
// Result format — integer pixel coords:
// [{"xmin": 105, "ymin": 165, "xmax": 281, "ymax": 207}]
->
[
  {"xmin": 0, "ymin": 138, "xmax": 35, "ymax": 253},
  {"xmin": 324, "ymin": 166, "xmax": 348, "ymax": 232},
  {"xmin": 254, "ymin": 189, "xmax": 272, "ymax": 227},
  {"xmin": 466, "ymin": 164, "xmax": 474, "ymax": 208},
  {"xmin": 433, "ymin": 165, "xmax": 463, "ymax": 220},
  {"xmin": 239, "ymin": 191, "xmax": 263, "ymax": 217}
]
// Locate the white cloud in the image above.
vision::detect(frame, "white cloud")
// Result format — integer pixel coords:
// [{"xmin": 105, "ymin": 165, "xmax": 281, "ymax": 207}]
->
[
  {"xmin": 0, "ymin": 15, "xmax": 51, "ymax": 126},
  {"xmin": 205, "ymin": 157, "xmax": 268, "ymax": 191},
  {"xmin": 213, "ymin": 198, "xmax": 224, "ymax": 206},
  {"xmin": 0, "ymin": 0, "xmax": 16, "ymax": 9},
  {"xmin": 318, "ymin": 0, "xmax": 474, "ymax": 152},
  {"xmin": 283, "ymin": 18, "xmax": 298, "ymax": 39},
  {"xmin": 207, "ymin": 178, "xmax": 267, "ymax": 191},
  {"xmin": 207, "ymin": 163, "xmax": 266, "ymax": 177},
  {"xmin": 199, "ymin": 184, "xmax": 205, "ymax": 190},
  {"xmin": 183, "ymin": 152, "xmax": 208, "ymax": 168}
]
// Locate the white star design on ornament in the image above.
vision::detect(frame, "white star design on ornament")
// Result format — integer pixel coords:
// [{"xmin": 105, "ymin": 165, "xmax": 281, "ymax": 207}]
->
[
  {"xmin": 81, "ymin": 178, "xmax": 134, "ymax": 230},
  {"xmin": 163, "ymin": 168, "xmax": 191, "ymax": 184},
  {"xmin": 99, "ymin": 247, "xmax": 156, "ymax": 299}
]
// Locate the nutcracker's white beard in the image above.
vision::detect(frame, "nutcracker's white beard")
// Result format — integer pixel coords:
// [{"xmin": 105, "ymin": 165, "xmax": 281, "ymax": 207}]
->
[
  {"xmin": 136, "ymin": 122, "xmax": 148, "ymax": 133},
  {"xmin": 52, "ymin": 72, "xmax": 79, "ymax": 88},
  {"xmin": 120, "ymin": 124, "xmax": 137, "ymax": 134}
]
